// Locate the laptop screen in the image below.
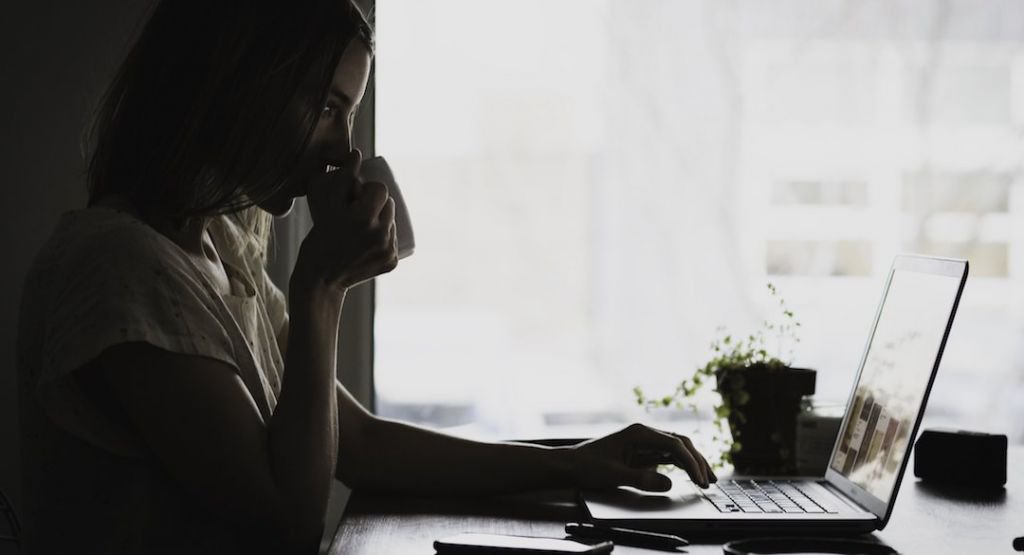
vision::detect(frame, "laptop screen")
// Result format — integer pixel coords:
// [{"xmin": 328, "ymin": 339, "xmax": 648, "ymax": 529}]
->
[{"xmin": 828, "ymin": 262, "xmax": 964, "ymax": 507}]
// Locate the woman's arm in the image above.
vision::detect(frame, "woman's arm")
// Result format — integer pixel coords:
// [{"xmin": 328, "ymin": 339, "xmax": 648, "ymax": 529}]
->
[
  {"xmin": 95, "ymin": 283, "xmax": 344, "ymax": 552},
  {"xmin": 272, "ymin": 290, "xmax": 713, "ymax": 495},
  {"xmin": 332, "ymin": 380, "xmax": 714, "ymax": 497},
  {"xmin": 275, "ymin": 322, "xmax": 584, "ymax": 495},
  {"xmin": 331, "ymin": 381, "xmax": 567, "ymax": 495}
]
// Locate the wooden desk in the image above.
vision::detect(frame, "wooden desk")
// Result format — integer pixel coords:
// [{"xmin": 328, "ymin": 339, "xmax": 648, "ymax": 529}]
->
[{"xmin": 330, "ymin": 448, "xmax": 1022, "ymax": 554}]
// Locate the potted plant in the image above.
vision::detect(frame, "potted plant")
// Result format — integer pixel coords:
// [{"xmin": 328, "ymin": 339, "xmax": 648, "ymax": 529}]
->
[{"xmin": 634, "ymin": 283, "xmax": 815, "ymax": 475}]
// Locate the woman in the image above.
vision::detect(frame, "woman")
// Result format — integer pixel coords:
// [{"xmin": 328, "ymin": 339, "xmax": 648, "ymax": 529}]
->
[{"xmin": 16, "ymin": 1, "xmax": 714, "ymax": 553}]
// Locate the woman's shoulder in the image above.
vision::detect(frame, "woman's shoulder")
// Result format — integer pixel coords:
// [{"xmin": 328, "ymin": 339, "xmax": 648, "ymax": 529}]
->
[
  {"xmin": 23, "ymin": 205, "xmax": 199, "ymax": 305},
  {"xmin": 35, "ymin": 206, "xmax": 174, "ymax": 270}
]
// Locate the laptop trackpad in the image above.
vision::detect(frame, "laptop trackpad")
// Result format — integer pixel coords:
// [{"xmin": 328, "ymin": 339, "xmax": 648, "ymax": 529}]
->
[{"xmin": 582, "ymin": 481, "xmax": 712, "ymax": 520}]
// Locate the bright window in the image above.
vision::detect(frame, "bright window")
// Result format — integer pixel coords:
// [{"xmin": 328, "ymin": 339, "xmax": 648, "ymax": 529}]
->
[{"xmin": 374, "ymin": 0, "xmax": 1024, "ymax": 446}]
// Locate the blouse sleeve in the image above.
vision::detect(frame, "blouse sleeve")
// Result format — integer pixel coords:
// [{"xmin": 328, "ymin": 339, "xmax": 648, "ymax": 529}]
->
[{"xmin": 34, "ymin": 226, "xmax": 238, "ymax": 455}]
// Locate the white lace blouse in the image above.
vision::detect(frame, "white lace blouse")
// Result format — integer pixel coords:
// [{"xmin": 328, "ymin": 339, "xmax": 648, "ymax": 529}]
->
[{"xmin": 17, "ymin": 204, "xmax": 288, "ymax": 554}]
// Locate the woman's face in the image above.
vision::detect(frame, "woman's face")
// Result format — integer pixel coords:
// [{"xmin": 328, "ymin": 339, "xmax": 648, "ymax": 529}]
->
[{"xmin": 258, "ymin": 40, "xmax": 372, "ymax": 216}]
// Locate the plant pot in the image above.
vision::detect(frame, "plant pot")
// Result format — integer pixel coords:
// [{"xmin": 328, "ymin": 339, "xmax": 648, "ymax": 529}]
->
[{"xmin": 716, "ymin": 364, "xmax": 816, "ymax": 475}]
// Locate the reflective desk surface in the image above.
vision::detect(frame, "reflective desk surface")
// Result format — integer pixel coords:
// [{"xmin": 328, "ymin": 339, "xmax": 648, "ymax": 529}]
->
[{"xmin": 330, "ymin": 447, "xmax": 1022, "ymax": 554}]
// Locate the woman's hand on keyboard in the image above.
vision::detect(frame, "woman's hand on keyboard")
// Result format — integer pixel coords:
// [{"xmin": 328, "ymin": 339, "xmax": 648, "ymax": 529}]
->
[{"xmin": 568, "ymin": 423, "xmax": 717, "ymax": 491}]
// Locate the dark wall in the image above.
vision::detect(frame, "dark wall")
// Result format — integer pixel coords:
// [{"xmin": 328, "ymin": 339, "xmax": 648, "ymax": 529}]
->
[{"xmin": 0, "ymin": 0, "xmax": 157, "ymax": 511}]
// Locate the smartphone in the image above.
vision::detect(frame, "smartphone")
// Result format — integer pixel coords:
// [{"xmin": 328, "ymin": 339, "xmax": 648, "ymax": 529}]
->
[{"xmin": 434, "ymin": 533, "xmax": 613, "ymax": 554}]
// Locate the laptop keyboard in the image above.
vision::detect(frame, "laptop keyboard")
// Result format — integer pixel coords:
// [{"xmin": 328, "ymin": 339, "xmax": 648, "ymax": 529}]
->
[{"xmin": 703, "ymin": 480, "xmax": 837, "ymax": 514}]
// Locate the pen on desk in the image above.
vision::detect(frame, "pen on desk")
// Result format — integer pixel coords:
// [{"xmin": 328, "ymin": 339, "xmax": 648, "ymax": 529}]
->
[{"xmin": 565, "ymin": 522, "xmax": 688, "ymax": 551}]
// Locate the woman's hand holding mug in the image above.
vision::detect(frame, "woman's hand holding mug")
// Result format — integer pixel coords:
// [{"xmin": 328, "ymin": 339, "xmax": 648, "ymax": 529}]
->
[{"xmin": 294, "ymin": 149, "xmax": 398, "ymax": 296}]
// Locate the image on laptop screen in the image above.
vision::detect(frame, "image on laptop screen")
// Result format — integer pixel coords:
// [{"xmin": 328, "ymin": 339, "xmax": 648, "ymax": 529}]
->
[{"xmin": 829, "ymin": 267, "xmax": 962, "ymax": 503}]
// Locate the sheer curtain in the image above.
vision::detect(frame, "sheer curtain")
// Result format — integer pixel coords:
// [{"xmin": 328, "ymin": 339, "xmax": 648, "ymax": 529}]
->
[{"xmin": 373, "ymin": 0, "xmax": 1024, "ymax": 445}]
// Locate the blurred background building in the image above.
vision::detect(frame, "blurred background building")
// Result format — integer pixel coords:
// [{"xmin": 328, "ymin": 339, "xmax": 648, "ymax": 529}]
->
[{"xmin": 372, "ymin": 0, "xmax": 1024, "ymax": 450}]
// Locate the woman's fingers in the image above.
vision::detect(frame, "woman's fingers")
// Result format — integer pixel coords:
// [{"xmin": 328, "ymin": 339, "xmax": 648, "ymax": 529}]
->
[
  {"xmin": 308, "ymin": 149, "xmax": 363, "ymax": 224},
  {"xmin": 663, "ymin": 433, "xmax": 709, "ymax": 488},
  {"xmin": 298, "ymin": 149, "xmax": 405, "ymax": 290},
  {"xmin": 572, "ymin": 424, "xmax": 721, "ymax": 494},
  {"xmin": 385, "ymin": 220, "xmax": 398, "ymax": 265},
  {"xmin": 677, "ymin": 433, "xmax": 717, "ymax": 484},
  {"xmin": 378, "ymin": 196, "xmax": 396, "ymax": 230},
  {"xmin": 626, "ymin": 425, "xmax": 709, "ymax": 488},
  {"xmin": 367, "ymin": 196, "xmax": 395, "ymax": 259},
  {"xmin": 342, "ymin": 219, "xmax": 399, "ymax": 288},
  {"xmin": 357, "ymin": 181, "xmax": 390, "ymax": 220}
]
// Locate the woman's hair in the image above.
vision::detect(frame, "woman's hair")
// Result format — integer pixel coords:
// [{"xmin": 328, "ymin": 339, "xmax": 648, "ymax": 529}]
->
[{"xmin": 84, "ymin": 0, "xmax": 374, "ymax": 259}]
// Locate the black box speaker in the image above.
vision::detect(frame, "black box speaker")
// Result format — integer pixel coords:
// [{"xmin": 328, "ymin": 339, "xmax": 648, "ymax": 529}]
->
[{"xmin": 914, "ymin": 428, "xmax": 1007, "ymax": 488}]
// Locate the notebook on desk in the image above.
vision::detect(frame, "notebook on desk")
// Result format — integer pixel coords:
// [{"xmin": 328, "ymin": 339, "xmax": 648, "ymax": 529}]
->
[{"xmin": 581, "ymin": 254, "xmax": 969, "ymax": 535}]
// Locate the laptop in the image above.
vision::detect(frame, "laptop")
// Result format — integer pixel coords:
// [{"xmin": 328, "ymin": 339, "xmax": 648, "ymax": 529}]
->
[{"xmin": 581, "ymin": 254, "xmax": 968, "ymax": 535}]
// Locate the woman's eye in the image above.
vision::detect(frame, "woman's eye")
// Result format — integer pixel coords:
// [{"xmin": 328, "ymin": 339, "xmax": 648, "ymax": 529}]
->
[{"xmin": 321, "ymin": 105, "xmax": 339, "ymax": 119}]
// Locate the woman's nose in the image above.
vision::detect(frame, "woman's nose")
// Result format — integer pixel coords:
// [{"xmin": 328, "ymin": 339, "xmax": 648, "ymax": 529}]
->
[
  {"xmin": 321, "ymin": 132, "xmax": 353, "ymax": 166},
  {"xmin": 340, "ymin": 127, "xmax": 353, "ymax": 154}
]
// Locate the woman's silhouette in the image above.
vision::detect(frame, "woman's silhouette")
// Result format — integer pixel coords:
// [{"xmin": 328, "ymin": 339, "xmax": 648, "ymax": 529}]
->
[{"xmin": 16, "ymin": 2, "xmax": 714, "ymax": 553}]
